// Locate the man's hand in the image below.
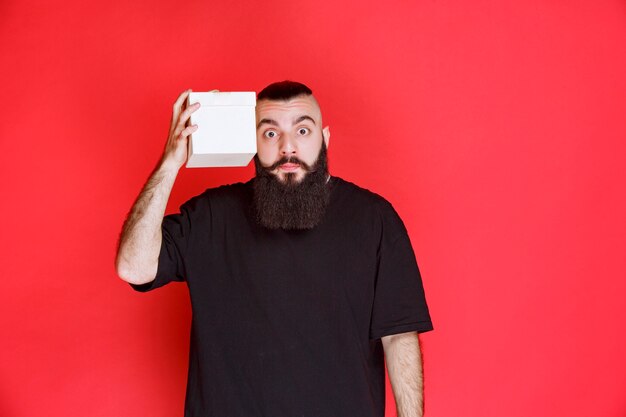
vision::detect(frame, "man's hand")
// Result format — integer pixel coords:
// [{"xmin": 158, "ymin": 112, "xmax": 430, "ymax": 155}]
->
[{"xmin": 161, "ymin": 89, "xmax": 200, "ymax": 171}]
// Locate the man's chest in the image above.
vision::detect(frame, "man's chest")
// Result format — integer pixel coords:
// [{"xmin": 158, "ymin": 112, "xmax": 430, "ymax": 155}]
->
[{"xmin": 183, "ymin": 217, "xmax": 380, "ymax": 339}]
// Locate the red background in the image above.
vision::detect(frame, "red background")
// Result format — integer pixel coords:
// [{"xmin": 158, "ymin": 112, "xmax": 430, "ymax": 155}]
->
[{"xmin": 1, "ymin": 1, "xmax": 625, "ymax": 416}]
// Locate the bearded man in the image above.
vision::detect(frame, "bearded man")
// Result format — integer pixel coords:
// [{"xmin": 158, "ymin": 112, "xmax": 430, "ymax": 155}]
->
[{"xmin": 116, "ymin": 81, "xmax": 433, "ymax": 417}]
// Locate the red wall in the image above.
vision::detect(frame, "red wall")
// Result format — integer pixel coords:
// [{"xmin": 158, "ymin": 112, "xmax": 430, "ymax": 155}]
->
[{"xmin": 1, "ymin": 1, "xmax": 625, "ymax": 416}]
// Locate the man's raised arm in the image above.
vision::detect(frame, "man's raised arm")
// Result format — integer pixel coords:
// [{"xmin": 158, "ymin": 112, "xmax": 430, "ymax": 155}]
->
[{"xmin": 115, "ymin": 90, "xmax": 199, "ymax": 285}]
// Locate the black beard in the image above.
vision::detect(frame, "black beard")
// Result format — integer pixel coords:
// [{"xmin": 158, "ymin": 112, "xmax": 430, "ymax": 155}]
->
[{"xmin": 252, "ymin": 142, "xmax": 331, "ymax": 230}]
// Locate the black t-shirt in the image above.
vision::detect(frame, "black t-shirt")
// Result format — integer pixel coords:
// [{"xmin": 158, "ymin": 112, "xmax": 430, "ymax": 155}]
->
[{"xmin": 132, "ymin": 176, "xmax": 433, "ymax": 417}]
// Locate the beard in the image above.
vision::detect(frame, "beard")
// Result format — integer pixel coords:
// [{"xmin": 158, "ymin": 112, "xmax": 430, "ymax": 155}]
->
[{"xmin": 252, "ymin": 142, "xmax": 331, "ymax": 230}]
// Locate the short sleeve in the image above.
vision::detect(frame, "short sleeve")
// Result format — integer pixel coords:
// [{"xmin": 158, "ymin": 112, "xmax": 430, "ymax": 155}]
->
[
  {"xmin": 369, "ymin": 201, "xmax": 433, "ymax": 339},
  {"xmin": 130, "ymin": 200, "xmax": 197, "ymax": 293}
]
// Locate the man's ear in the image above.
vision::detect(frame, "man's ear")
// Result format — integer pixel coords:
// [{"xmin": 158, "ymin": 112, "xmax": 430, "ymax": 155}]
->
[{"xmin": 323, "ymin": 126, "xmax": 330, "ymax": 148}]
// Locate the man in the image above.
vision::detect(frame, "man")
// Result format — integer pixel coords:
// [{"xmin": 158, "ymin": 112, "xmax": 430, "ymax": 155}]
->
[{"xmin": 116, "ymin": 81, "xmax": 433, "ymax": 417}]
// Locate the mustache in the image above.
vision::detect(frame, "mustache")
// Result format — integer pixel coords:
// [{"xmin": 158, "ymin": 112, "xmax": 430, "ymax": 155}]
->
[{"xmin": 263, "ymin": 156, "xmax": 314, "ymax": 172}]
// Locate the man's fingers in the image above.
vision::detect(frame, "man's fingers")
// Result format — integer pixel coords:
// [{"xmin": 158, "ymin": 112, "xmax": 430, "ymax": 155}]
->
[
  {"xmin": 173, "ymin": 89, "xmax": 192, "ymax": 112},
  {"xmin": 177, "ymin": 102, "xmax": 201, "ymax": 129},
  {"xmin": 178, "ymin": 124, "xmax": 198, "ymax": 140},
  {"xmin": 169, "ymin": 89, "xmax": 192, "ymax": 135}
]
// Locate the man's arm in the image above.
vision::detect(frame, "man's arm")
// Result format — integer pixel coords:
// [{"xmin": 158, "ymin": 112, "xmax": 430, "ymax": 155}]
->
[
  {"xmin": 381, "ymin": 331, "xmax": 425, "ymax": 417},
  {"xmin": 115, "ymin": 90, "xmax": 199, "ymax": 285}
]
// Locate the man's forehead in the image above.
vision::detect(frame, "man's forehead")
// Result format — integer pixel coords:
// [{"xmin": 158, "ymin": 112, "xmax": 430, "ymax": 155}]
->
[{"xmin": 256, "ymin": 95, "xmax": 322, "ymax": 122}]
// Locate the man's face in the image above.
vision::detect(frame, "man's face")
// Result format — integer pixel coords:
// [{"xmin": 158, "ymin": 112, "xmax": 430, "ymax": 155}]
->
[{"xmin": 255, "ymin": 94, "xmax": 330, "ymax": 183}]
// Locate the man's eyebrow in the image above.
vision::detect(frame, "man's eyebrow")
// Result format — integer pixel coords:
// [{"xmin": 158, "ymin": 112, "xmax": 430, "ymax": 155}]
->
[
  {"xmin": 257, "ymin": 118, "xmax": 278, "ymax": 129},
  {"xmin": 294, "ymin": 115, "xmax": 316, "ymax": 125}
]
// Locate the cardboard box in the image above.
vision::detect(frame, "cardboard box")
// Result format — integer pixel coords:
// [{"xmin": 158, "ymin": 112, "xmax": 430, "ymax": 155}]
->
[{"xmin": 186, "ymin": 91, "xmax": 257, "ymax": 167}]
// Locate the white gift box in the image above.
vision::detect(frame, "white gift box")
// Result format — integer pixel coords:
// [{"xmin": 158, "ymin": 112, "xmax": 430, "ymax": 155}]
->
[{"xmin": 186, "ymin": 91, "xmax": 257, "ymax": 168}]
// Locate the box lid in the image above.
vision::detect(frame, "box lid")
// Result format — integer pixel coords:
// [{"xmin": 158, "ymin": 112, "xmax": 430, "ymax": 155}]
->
[{"xmin": 188, "ymin": 91, "xmax": 256, "ymax": 106}]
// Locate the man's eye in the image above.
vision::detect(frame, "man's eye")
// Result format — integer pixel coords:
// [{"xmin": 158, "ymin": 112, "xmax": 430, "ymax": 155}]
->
[
  {"xmin": 298, "ymin": 127, "xmax": 309, "ymax": 135},
  {"xmin": 264, "ymin": 130, "xmax": 278, "ymax": 139}
]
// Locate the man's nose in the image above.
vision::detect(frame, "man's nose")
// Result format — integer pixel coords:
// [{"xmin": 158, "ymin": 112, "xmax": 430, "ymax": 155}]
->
[{"xmin": 279, "ymin": 133, "xmax": 296, "ymax": 156}]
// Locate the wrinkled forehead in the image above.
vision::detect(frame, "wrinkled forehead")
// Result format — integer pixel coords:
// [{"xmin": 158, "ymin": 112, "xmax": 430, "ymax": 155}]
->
[{"xmin": 255, "ymin": 95, "xmax": 323, "ymax": 125}]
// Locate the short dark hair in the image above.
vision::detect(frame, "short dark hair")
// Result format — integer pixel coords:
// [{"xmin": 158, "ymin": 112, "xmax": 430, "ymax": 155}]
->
[{"xmin": 257, "ymin": 80, "xmax": 312, "ymax": 101}]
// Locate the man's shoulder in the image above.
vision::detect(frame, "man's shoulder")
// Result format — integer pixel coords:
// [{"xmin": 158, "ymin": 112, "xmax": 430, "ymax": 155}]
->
[
  {"xmin": 201, "ymin": 180, "xmax": 252, "ymax": 199},
  {"xmin": 179, "ymin": 180, "xmax": 252, "ymax": 211},
  {"xmin": 332, "ymin": 177, "xmax": 411, "ymax": 241},
  {"xmin": 332, "ymin": 176, "xmax": 394, "ymax": 210}
]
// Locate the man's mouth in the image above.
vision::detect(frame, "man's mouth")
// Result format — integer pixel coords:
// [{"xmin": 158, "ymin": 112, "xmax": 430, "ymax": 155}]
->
[
  {"xmin": 265, "ymin": 156, "xmax": 310, "ymax": 172},
  {"xmin": 279, "ymin": 163, "xmax": 300, "ymax": 172}
]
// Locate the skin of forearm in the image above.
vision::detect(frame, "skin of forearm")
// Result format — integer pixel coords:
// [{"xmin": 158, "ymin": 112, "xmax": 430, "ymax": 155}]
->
[
  {"xmin": 116, "ymin": 161, "xmax": 179, "ymax": 284},
  {"xmin": 382, "ymin": 332, "xmax": 424, "ymax": 417}
]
